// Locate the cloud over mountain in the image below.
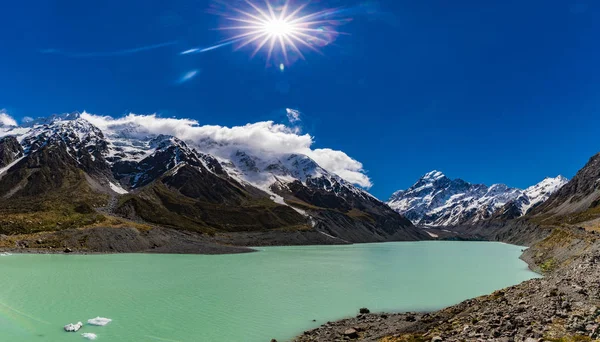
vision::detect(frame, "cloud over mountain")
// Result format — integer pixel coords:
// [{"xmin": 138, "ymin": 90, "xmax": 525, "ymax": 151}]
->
[
  {"xmin": 0, "ymin": 111, "xmax": 17, "ymax": 126},
  {"xmin": 81, "ymin": 112, "xmax": 372, "ymax": 188}
]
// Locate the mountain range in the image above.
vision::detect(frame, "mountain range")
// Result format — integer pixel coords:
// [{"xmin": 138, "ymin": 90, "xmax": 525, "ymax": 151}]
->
[
  {"xmin": 0, "ymin": 113, "xmax": 426, "ymax": 251},
  {"xmin": 387, "ymin": 171, "xmax": 568, "ymax": 227},
  {"xmin": 2, "ymin": 111, "xmax": 600, "ymax": 253}
]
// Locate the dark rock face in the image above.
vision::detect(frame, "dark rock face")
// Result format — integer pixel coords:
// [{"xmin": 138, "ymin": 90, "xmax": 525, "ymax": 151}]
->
[
  {"xmin": 161, "ymin": 164, "xmax": 246, "ymax": 204},
  {"xmin": 533, "ymin": 153, "xmax": 600, "ymax": 216},
  {"xmin": 272, "ymin": 176, "xmax": 427, "ymax": 243},
  {"xmin": 491, "ymin": 200, "xmax": 525, "ymax": 221},
  {"xmin": 0, "ymin": 136, "xmax": 24, "ymax": 168},
  {"xmin": 0, "ymin": 142, "xmax": 87, "ymax": 197}
]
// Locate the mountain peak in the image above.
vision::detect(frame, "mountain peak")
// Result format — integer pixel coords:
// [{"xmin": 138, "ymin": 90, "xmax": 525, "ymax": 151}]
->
[
  {"xmin": 149, "ymin": 134, "xmax": 183, "ymax": 149},
  {"xmin": 28, "ymin": 112, "xmax": 82, "ymax": 126},
  {"xmin": 526, "ymin": 175, "xmax": 569, "ymax": 190},
  {"xmin": 420, "ymin": 170, "xmax": 446, "ymax": 182}
]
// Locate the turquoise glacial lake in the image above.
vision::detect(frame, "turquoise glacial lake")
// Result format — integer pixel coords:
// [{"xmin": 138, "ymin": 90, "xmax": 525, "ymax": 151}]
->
[{"xmin": 0, "ymin": 241, "xmax": 539, "ymax": 341}]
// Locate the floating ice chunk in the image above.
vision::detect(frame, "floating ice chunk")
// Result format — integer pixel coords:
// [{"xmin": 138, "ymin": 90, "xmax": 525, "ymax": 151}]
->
[
  {"xmin": 0, "ymin": 252, "xmax": 12, "ymax": 256},
  {"xmin": 82, "ymin": 333, "xmax": 98, "ymax": 340},
  {"xmin": 87, "ymin": 317, "xmax": 112, "ymax": 326},
  {"xmin": 64, "ymin": 322, "xmax": 83, "ymax": 332}
]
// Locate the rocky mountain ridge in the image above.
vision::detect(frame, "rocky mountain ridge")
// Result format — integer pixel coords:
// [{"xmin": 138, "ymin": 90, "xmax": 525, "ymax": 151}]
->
[
  {"xmin": 0, "ymin": 112, "xmax": 426, "ymax": 249},
  {"xmin": 387, "ymin": 170, "xmax": 568, "ymax": 226}
]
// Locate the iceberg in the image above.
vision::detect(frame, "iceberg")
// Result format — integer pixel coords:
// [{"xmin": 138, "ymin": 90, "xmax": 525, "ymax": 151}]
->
[
  {"xmin": 64, "ymin": 322, "xmax": 83, "ymax": 332},
  {"xmin": 82, "ymin": 333, "xmax": 98, "ymax": 340},
  {"xmin": 87, "ymin": 317, "xmax": 112, "ymax": 326}
]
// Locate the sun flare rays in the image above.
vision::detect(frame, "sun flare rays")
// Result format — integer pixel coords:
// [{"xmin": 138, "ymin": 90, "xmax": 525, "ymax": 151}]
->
[{"xmin": 213, "ymin": 0, "xmax": 347, "ymax": 65}]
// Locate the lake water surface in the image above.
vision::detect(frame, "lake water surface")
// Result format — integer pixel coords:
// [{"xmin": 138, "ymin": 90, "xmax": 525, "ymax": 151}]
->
[{"xmin": 0, "ymin": 241, "xmax": 539, "ymax": 341}]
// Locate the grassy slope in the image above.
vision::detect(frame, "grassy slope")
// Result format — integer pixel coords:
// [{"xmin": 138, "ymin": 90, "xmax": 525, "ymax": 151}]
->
[
  {"xmin": 115, "ymin": 181, "xmax": 309, "ymax": 234},
  {"xmin": 0, "ymin": 167, "xmax": 109, "ymax": 235}
]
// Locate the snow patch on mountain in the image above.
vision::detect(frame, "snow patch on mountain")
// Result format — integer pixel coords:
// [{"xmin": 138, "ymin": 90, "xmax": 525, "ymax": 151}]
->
[
  {"xmin": 520, "ymin": 176, "xmax": 569, "ymax": 214},
  {"xmin": 0, "ymin": 156, "xmax": 25, "ymax": 175},
  {"xmin": 108, "ymin": 182, "xmax": 128, "ymax": 194}
]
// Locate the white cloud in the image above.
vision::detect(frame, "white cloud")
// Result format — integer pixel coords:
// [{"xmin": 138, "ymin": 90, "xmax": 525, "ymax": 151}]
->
[
  {"xmin": 0, "ymin": 111, "xmax": 17, "ymax": 126},
  {"xmin": 81, "ymin": 112, "xmax": 372, "ymax": 188},
  {"xmin": 285, "ymin": 108, "xmax": 301, "ymax": 123},
  {"xmin": 311, "ymin": 148, "xmax": 371, "ymax": 188},
  {"xmin": 22, "ymin": 116, "xmax": 34, "ymax": 123}
]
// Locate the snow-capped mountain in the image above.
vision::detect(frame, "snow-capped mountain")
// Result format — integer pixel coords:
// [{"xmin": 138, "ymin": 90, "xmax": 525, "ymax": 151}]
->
[
  {"xmin": 0, "ymin": 112, "xmax": 425, "ymax": 243},
  {"xmin": 495, "ymin": 175, "xmax": 570, "ymax": 219},
  {"xmin": 387, "ymin": 171, "xmax": 568, "ymax": 226}
]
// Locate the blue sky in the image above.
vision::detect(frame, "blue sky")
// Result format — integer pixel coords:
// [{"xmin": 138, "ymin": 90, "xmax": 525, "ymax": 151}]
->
[{"xmin": 0, "ymin": 0, "xmax": 599, "ymax": 199}]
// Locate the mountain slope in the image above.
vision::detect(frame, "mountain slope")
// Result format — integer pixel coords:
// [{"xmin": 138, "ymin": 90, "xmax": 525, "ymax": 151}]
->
[
  {"xmin": 0, "ymin": 136, "xmax": 23, "ymax": 168},
  {"xmin": 387, "ymin": 171, "xmax": 567, "ymax": 227},
  {"xmin": 492, "ymin": 175, "xmax": 569, "ymax": 220},
  {"xmin": 0, "ymin": 133, "xmax": 108, "ymax": 234},
  {"xmin": 525, "ymin": 153, "xmax": 600, "ymax": 228},
  {"xmin": 0, "ymin": 113, "xmax": 425, "ymax": 249}
]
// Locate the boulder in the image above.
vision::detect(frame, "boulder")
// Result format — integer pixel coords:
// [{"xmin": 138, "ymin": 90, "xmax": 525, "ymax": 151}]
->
[
  {"xmin": 343, "ymin": 328, "xmax": 358, "ymax": 338},
  {"xmin": 359, "ymin": 307, "xmax": 370, "ymax": 314}
]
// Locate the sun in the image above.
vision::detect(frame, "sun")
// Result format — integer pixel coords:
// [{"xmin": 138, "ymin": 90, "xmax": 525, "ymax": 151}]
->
[
  {"xmin": 215, "ymin": 0, "xmax": 345, "ymax": 65},
  {"xmin": 263, "ymin": 19, "xmax": 294, "ymax": 37}
]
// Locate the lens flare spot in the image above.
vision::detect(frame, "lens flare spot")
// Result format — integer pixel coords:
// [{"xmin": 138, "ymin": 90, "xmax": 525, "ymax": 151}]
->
[{"xmin": 177, "ymin": 69, "xmax": 199, "ymax": 84}]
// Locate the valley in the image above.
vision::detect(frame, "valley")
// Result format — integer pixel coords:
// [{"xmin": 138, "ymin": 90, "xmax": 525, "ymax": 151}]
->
[{"xmin": 2, "ymin": 114, "xmax": 600, "ymax": 342}]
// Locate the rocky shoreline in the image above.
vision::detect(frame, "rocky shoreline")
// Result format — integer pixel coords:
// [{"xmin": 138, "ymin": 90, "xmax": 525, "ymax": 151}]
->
[
  {"xmin": 0, "ymin": 224, "xmax": 424, "ymax": 255},
  {"xmin": 0, "ymin": 226, "xmax": 256, "ymax": 255},
  {"xmin": 294, "ymin": 225, "xmax": 600, "ymax": 342}
]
